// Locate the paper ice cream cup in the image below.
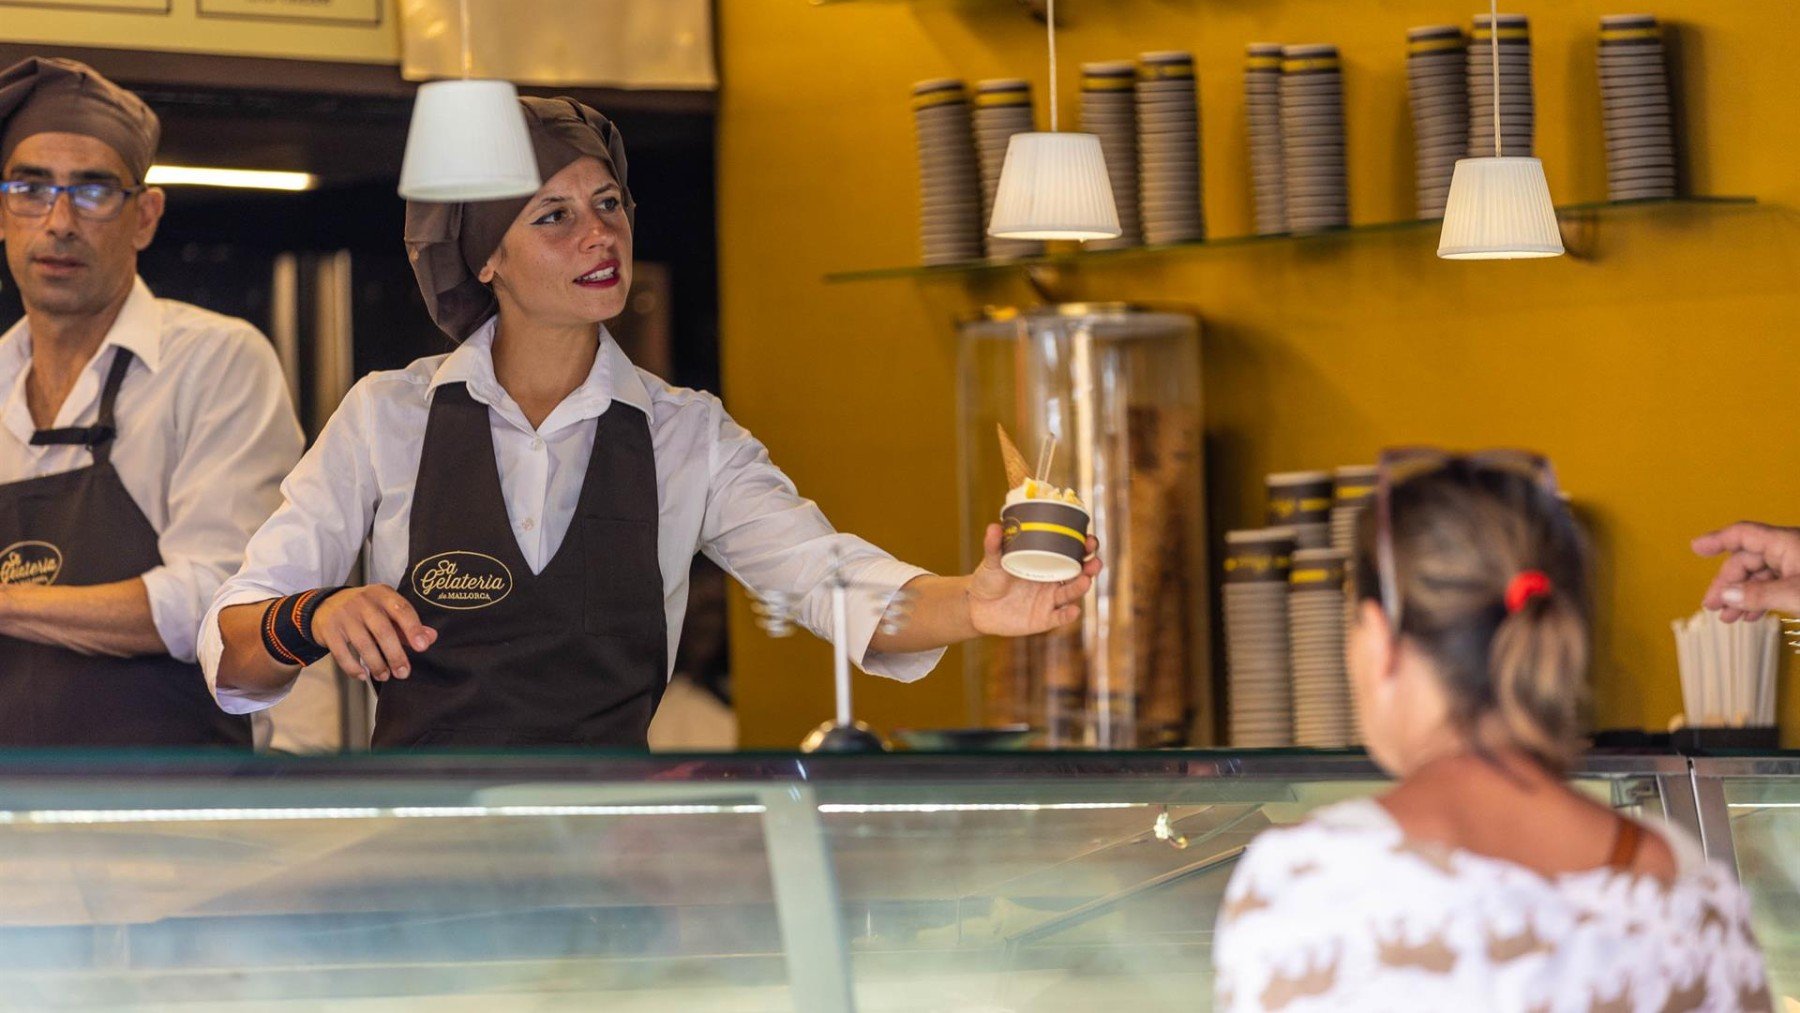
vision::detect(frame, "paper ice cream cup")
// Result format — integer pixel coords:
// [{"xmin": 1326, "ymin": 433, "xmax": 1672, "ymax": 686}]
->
[
  {"xmin": 1000, "ymin": 499, "xmax": 1091, "ymax": 582},
  {"xmin": 1267, "ymin": 470, "xmax": 1334, "ymax": 526},
  {"xmin": 1224, "ymin": 527, "xmax": 1297, "ymax": 584}
]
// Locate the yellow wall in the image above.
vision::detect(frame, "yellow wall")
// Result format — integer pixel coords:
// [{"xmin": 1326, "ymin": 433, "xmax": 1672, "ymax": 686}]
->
[{"xmin": 716, "ymin": 0, "xmax": 1800, "ymax": 748}]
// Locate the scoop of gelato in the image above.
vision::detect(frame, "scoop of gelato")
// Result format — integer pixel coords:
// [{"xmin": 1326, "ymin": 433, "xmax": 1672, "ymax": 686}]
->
[{"xmin": 1005, "ymin": 478, "xmax": 1086, "ymax": 509}]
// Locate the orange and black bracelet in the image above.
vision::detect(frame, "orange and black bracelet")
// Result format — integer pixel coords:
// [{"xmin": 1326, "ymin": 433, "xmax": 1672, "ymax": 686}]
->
[{"xmin": 258, "ymin": 587, "xmax": 348, "ymax": 667}]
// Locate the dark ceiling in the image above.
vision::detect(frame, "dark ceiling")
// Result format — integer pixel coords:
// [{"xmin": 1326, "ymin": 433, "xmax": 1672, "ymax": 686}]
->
[
  {"xmin": 0, "ymin": 42, "xmax": 715, "ymax": 191},
  {"xmin": 0, "ymin": 43, "xmax": 720, "ymax": 393}
]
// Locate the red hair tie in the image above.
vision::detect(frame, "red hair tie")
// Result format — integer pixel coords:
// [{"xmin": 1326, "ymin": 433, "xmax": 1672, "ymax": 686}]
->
[{"xmin": 1505, "ymin": 570, "xmax": 1553, "ymax": 613}]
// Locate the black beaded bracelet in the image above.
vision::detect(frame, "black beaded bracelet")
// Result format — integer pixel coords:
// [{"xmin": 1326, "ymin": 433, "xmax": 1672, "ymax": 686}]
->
[{"xmin": 258, "ymin": 587, "xmax": 349, "ymax": 667}]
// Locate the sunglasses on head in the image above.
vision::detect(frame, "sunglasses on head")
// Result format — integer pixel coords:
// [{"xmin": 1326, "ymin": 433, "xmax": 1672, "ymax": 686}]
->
[{"xmin": 1373, "ymin": 447, "xmax": 1561, "ymax": 634}]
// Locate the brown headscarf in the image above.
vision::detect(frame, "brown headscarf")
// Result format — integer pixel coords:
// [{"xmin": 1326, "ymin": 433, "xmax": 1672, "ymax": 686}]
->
[
  {"xmin": 0, "ymin": 57, "xmax": 160, "ymax": 183},
  {"xmin": 404, "ymin": 96, "xmax": 634, "ymax": 343}
]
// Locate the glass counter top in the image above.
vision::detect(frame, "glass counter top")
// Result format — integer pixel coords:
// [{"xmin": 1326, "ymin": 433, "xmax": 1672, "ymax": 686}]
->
[{"xmin": 0, "ymin": 748, "xmax": 1704, "ymax": 1010}]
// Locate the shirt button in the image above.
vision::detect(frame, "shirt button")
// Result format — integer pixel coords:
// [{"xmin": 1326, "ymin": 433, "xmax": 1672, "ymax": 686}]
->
[
  {"xmin": 531, "ymin": 437, "xmax": 545, "ymax": 451},
  {"xmin": 522, "ymin": 517, "xmax": 536, "ymax": 531}
]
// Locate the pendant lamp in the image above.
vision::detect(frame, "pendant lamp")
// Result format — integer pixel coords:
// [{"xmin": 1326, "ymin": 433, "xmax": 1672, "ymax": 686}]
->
[
  {"xmin": 988, "ymin": 0, "xmax": 1122, "ymax": 241},
  {"xmin": 1437, "ymin": 0, "xmax": 1563, "ymax": 259},
  {"xmin": 397, "ymin": 0, "xmax": 540, "ymax": 201}
]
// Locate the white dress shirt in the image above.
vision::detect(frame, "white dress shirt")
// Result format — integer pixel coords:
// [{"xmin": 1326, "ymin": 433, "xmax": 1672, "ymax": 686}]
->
[
  {"xmin": 200, "ymin": 319, "xmax": 944, "ymax": 714},
  {"xmin": 0, "ymin": 277, "xmax": 304, "ymax": 663}
]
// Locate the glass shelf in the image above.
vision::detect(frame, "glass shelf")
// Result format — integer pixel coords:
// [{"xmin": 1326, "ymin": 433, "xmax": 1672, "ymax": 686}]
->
[
  {"xmin": 810, "ymin": 0, "xmax": 1050, "ymax": 9},
  {"xmin": 807, "ymin": 0, "xmax": 1016, "ymax": 5},
  {"xmin": 823, "ymin": 195, "xmax": 1759, "ymax": 284}
]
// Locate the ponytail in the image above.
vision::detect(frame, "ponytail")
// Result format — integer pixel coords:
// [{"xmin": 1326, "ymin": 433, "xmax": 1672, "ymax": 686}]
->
[{"xmin": 1487, "ymin": 589, "xmax": 1588, "ymax": 774}]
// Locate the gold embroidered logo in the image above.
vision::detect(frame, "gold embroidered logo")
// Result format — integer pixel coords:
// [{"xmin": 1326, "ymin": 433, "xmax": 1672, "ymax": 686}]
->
[
  {"xmin": 411, "ymin": 551, "xmax": 512, "ymax": 610},
  {"xmin": 0, "ymin": 541, "xmax": 62, "ymax": 586}
]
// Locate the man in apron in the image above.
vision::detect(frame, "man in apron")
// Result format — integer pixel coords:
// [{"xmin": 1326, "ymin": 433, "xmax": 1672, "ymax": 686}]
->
[{"xmin": 0, "ymin": 57, "xmax": 303, "ymax": 745}]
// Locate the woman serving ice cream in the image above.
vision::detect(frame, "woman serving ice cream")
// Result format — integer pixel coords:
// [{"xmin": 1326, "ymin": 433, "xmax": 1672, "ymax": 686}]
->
[{"xmin": 199, "ymin": 97, "xmax": 1100, "ymax": 748}]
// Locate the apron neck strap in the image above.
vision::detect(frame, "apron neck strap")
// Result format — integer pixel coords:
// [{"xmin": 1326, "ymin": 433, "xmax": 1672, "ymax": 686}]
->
[{"xmin": 28, "ymin": 346, "xmax": 135, "ymax": 465}]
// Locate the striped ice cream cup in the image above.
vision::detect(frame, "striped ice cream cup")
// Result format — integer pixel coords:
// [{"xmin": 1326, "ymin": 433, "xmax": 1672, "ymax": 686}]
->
[{"xmin": 1000, "ymin": 498, "xmax": 1091, "ymax": 582}]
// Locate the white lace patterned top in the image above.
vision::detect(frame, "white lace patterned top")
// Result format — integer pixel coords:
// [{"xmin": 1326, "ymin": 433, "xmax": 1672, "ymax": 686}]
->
[{"xmin": 1212, "ymin": 798, "xmax": 1769, "ymax": 1013}]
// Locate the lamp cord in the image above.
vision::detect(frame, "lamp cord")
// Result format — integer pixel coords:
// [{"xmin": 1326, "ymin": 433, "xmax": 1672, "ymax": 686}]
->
[
  {"xmin": 1047, "ymin": 0, "xmax": 1058, "ymax": 132},
  {"xmin": 1490, "ymin": 0, "xmax": 1502, "ymax": 156},
  {"xmin": 460, "ymin": 0, "xmax": 474, "ymax": 78}
]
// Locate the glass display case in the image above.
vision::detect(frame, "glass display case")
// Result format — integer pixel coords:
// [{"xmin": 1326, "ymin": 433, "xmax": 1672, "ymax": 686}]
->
[
  {"xmin": 0, "ymin": 749, "xmax": 1727, "ymax": 1011},
  {"xmin": 1690, "ymin": 757, "xmax": 1800, "ymax": 1006}
]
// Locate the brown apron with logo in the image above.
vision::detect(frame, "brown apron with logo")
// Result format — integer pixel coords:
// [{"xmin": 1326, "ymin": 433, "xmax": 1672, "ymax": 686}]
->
[
  {"xmin": 373, "ymin": 381, "xmax": 667, "ymax": 748},
  {"xmin": 0, "ymin": 347, "xmax": 252, "ymax": 747}
]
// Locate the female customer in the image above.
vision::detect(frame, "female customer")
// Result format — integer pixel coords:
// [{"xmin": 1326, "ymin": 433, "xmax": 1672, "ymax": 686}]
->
[
  {"xmin": 1213, "ymin": 453, "xmax": 1767, "ymax": 1011},
  {"xmin": 198, "ymin": 97, "xmax": 1098, "ymax": 747}
]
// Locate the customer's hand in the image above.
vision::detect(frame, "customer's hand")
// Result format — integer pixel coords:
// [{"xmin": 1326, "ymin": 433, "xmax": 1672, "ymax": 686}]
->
[{"xmin": 1692, "ymin": 521, "xmax": 1800, "ymax": 621}]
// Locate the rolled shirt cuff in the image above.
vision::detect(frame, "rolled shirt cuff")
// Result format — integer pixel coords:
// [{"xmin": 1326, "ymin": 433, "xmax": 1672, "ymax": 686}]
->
[
  {"xmin": 139, "ymin": 564, "xmax": 201, "ymax": 664},
  {"xmin": 844, "ymin": 557, "xmax": 947, "ymax": 684},
  {"xmin": 198, "ymin": 587, "xmax": 294, "ymax": 715}
]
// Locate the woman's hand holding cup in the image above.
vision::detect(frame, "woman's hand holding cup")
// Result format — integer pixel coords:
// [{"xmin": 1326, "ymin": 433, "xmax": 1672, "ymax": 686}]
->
[{"xmin": 968, "ymin": 521, "xmax": 1102, "ymax": 637}]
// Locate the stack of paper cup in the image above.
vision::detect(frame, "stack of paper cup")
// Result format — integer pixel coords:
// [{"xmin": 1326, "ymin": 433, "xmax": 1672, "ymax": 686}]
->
[
  {"xmin": 912, "ymin": 79, "xmax": 984, "ymax": 266},
  {"xmin": 1224, "ymin": 528, "xmax": 1296, "ymax": 748},
  {"xmin": 1136, "ymin": 51, "xmax": 1205, "ymax": 245},
  {"xmin": 1081, "ymin": 61, "xmax": 1142, "ymax": 250},
  {"xmin": 1290, "ymin": 549, "xmax": 1354, "ymax": 747},
  {"xmin": 1598, "ymin": 14, "xmax": 1676, "ymax": 200},
  {"xmin": 1468, "ymin": 13, "xmax": 1534, "ymax": 157},
  {"xmin": 1280, "ymin": 44, "xmax": 1349, "ymax": 233},
  {"xmin": 1331, "ymin": 465, "xmax": 1377, "ymax": 555},
  {"xmin": 1407, "ymin": 26, "xmax": 1470, "ymax": 219},
  {"xmin": 974, "ymin": 79, "xmax": 1044, "ymax": 261},
  {"xmin": 1245, "ymin": 44, "xmax": 1287, "ymax": 236},
  {"xmin": 1268, "ymin": 471, "xmax": 1334, "ymax": 550}
]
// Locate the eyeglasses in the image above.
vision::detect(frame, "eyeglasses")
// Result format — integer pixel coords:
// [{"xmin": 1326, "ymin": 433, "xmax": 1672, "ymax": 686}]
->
[
  {"xmin": 1373, "ymin": 446, "xmax": 1560, "ymax": 634},
  {"xmin": 0, "ymin": 180, "xmax": 144, "ymax": 222}
]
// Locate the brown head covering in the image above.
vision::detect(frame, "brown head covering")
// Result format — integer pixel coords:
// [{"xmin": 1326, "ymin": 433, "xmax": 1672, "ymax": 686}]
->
[
  {"xmin": 404, "ymin": 96, "xmax": 633, "ymax": 343},
  {"xmin": 0, "ymin": 57, "xmax": 160, "ymax": 183}
]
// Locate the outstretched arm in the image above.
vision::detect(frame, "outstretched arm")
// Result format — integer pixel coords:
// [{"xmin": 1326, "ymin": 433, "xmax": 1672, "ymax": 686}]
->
[{"xmin": 870, "ymin": 523, "xmax": 1101, "ymax": 654}]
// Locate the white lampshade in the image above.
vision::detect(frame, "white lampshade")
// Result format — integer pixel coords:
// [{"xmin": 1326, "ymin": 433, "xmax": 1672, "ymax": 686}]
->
[
  {"xmin": 1436, "ymin": 156, "xmax": 1564, "ymax": 260},
  {"xmin": 988, "ymin": 132, "xmax": 1122, "ymax": 241},
  {"xmin": 398, "ymin": 80, "xmax": 541, "ymax": 201}
]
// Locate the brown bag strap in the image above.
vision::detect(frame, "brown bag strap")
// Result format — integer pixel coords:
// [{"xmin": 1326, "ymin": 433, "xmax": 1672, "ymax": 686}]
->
[{"xmin": 1606, "ymin": 815, "xmax": 1644, "ymax": 871}]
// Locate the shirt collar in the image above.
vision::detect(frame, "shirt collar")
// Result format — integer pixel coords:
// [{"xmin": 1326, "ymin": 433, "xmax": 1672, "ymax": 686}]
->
[
  {"xmin": 0, "ymin": 319, "xmax": 29, "ymax": 384},
  {"xmin": 0, "ymin": 276, "xmax": 165, "ymax": 375},
  {"xmin": 595, "ymin": 327, "xmax": 653, "ymax": 416},
  {"xmin": 103, "ymin": 277, "xmax": 165, "ymax": 373},
  {"xmin": 428, "ymin": 319, "xmax": 652, "ymax": 419}
]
